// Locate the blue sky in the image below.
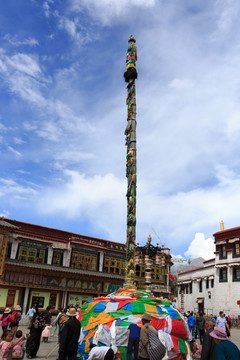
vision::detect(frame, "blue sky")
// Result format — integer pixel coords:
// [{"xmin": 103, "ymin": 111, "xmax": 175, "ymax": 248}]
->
[{"xmin": 1, "ymin": 0, "xmax": 240, "ymax": 260}]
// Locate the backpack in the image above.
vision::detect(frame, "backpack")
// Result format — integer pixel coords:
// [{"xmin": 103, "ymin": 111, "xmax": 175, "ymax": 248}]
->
[
  {"xmin": 10, "ymin": 312, "xmax": 18, "ymax": 323},
  {"xmin": 12, "ymin": 342, "xmax": 23, "ymax": 359},
  {"xmin": 147, "ymin": 329, "xmax": 166, "ymax": 360}
]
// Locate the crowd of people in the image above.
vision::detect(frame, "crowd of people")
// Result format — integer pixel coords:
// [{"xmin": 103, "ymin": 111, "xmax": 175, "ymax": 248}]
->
[
  {"xmin": 184, "ymin": 310, "xmax": 239, "ymax": 359},
  {"xmin": 0, "ymin": 304, "xmax": 81, "ymax": 360},
  {"xmin": 0, "ymin": 304, "xmax": 239, "ymax": 360}
]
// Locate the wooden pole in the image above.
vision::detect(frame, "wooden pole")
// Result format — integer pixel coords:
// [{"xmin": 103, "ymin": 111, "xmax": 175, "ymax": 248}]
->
[{"xmin": 124, "ymin": 36, "xmax": 138, "ymax": 286}]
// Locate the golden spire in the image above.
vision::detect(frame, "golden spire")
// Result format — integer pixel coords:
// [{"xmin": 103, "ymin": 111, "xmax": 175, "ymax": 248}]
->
[{"xmin": 220, "ymin": 220, "xmax": 224, "ymax": 231}]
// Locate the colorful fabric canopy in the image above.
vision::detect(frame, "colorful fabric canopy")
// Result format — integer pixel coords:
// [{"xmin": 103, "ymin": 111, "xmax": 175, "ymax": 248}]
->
[{"xmin": 77, "ymin": 288, "xmax": 192, "ymax": 360}]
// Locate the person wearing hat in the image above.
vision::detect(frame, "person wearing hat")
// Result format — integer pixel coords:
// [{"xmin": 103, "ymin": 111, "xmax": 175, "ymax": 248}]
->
[
  {"xmin": 138, "ymin": 312, "xmax": 157, "ymax": 360},
  {"xmin": 209, "ymin": 327, "xmax": 240, "ymax": 359},
  {"xmin": 0, "ymin": 308, "xmax": 11, "ymax": 332},
  {"xmin": 58, "ymin": 307, "xmax": 81, "ymax": 360},
  {"xmin": 9, "ymin": 305, "xmax": 22, "ymax": 338}
]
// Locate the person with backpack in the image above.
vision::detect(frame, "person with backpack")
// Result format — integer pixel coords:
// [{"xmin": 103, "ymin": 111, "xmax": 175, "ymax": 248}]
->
[
  {"xmin": 138, "ymin": 312, "xmax": 166, "ymax": 360},
  {"xmin": 0, "ymin": 330, "xmax": 26, "ymax": 360},
  {"xmin": 0, "ymin": 308, "xmax": 11, "ymax": 333},
  {"xmin": 12, "ymin": 330, "xmax": 27, "ymax": 359},
  {"xmin": 26, "ymin": 310, "xmax": 47, "ymax": 359},
  {"xmin": 9, "ymin": 306, "xmax": 22, "ymax": 338}
]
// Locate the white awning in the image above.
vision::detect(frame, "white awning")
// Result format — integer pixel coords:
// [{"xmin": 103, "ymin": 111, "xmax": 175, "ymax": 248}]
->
[
  {"xmin": 197, "ymin": 298, "xmax": 204, "ymax": 303},
  {"xmin": 208, "ymin": 275, "xmax": 214, "ymax": 279},
  {"xmin": 217, "ymin": 240, "xmax": 227, "ymax": 245},
  {"xmin": 182, "ymin": 280, "xmax": 192, "ymax": 284},
  {"xmin": 228, "ymin": 238, "xmax": 240, "ymax": 243},
  {"xmin": 215, "ymin": 264, "xmax": 228, "ymax": 268},
  {"xmin": 196, "ymin": 278, "xmax": 202, "ymax": 282},
  {"xmin": 228, "ymin": 263, "xmax": 240, "ymax": 267}
]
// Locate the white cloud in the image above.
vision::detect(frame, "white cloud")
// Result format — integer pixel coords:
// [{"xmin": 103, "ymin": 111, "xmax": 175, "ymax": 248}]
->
[
  {"xmin": 13, "ymin": 137, "xmax": 25, "ymax": 145},
  {"xmin": 0, "ymin": 178, "xmax": 37, "ymax": 198},
  {"xmin": 184, "ymin": 233, "xmax": 215, "ymax": 260},
  {"xmin": 0, "ymin": 210, "xmax": 10, "ymax": 217},
  {"xmin": 6, "ymin": 53, "xmax": 41, "ymax": 77},
  {"xmin": 37, "ymin": 170, "xmax": 126, "ymax": 238},
  {"xmin": 3, "ymin": 34, "xmax": 39, "ymax": 47},
  {"xmin": 7, "ymin": 146, "xmax": 22, "ymax": 158},
  {"xmin": 71, "ymin": 0, "xmax": 156, "ymax": 25}
]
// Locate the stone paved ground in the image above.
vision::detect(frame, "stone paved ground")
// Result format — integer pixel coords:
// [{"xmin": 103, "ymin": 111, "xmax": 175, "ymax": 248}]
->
[{"xmin": 17, "ymin": 325, "xmax": 240, "ymax": 360}]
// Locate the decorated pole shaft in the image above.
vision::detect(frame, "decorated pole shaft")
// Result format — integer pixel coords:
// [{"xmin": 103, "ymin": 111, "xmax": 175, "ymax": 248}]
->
[{"xmin": 124, "ymin": 36, "xmax": 137, "ymax": 285}]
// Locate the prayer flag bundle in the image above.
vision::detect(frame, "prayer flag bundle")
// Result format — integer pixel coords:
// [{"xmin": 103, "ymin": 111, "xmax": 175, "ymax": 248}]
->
[{"xmin": 77, "ymin": 288, "xmax": 192, "ymax": 360}]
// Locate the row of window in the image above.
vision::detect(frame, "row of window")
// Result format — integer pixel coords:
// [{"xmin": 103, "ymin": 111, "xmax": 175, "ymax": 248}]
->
[
  {"xmin": 219, "ymin": 267, "xmax": 240, "ymax": 282},
  {"xmin": 6, "ymin": 242, "xmax": 125, "ymax": 273},
  {"xmin": 181, "ymin": 278, "xmax": 214, "ymax": 294},
  {"xmin": 181, "ymin": 268, "xmax": 240, "ymax": 294},
  {"xmin": 219, "ymin": 242, "xmax": 240, "ymax": 259}
]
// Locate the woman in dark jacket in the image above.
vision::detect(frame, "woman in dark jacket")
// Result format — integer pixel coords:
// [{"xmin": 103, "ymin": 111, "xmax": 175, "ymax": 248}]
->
[{"xmin": 26, "ymin": 309, "xmax": 47, "ymax": 359}]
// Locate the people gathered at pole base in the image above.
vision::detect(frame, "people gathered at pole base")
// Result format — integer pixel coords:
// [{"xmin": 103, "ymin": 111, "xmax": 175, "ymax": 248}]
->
[{"xmin": 0, "ymin": 304, "xmax": 239, "ymax": 360}]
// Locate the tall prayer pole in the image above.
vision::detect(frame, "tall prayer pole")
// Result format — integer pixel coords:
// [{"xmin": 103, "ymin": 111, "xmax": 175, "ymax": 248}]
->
[{"xmin": 124, "ymin": 36, "xmax": 137, "ymax": 285}]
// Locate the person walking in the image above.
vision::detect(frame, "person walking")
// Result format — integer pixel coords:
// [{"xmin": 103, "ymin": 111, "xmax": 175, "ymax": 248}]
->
[
  {"xmin": 196, "ymin": 312, "xmax": 205, "ymax": 345},
  {"xmin": 9, "ymin": 306, "xmax": 22, "ymax": 338},
  {"xmin": 58, "ymin": 307, "xmax": 81, "ymax": 360},
  {"xmin": 127, "ymin": 323, "xmax": 141, "ymax": 360},
  {"xmin": 0, "ymin": 308, "xmax": 11, "ymax": 333},
  {"xmin": 200, "ymin": 319, "xmax": 216, "ymax": 360},
  {"xmin": 188, "ymin": 312, "xmax": 195, "ymax": 337},
  {"xmin": 26, "ymin": 304, "xmax": 37, "ymax": 330},
  {"xmin": 26, "ymin": 310, "xmax": 47, "ymax": 358},
  {"xmin": 216, "ymin": 312, "xmax": 227, "ymax": 330},
  {"xmin": 209, "ymin": 327, "xmax": 240, "ymax": 359}
]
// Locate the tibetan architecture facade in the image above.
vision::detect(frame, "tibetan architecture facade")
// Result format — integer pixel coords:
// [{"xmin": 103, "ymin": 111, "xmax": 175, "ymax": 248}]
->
[
  {"xmin": 177, "ymin": 224, "xmax": 240, "ymax": 318},
  {"xmin": 0, "ymin": 218, "xmax": 126, "ymax": 313},
  {"xmin": 0, "ymin": 218, "xmax": 172, "ymax": 313}
]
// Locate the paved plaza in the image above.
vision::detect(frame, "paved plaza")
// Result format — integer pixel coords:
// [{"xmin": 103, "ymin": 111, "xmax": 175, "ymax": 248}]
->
[{"xmin": 16, "ymin": 325, "xmax": 240, "ymax": 360}]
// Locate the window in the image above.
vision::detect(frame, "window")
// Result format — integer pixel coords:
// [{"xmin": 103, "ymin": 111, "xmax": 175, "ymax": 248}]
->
[
  {"xmin": 232, "ymin": 242, "xmax": 240, "ymax": 258},
  {"xmin": 211, "ymin": 279, "xmax": 214, "ymax": 288},
  {"xmin": 52, "ymin": 250, "xmax": 63, "ymax": 266},
  {"xmin": 206, "ymin": 279, "xmax": 209, "ymax": 289},
  {"xmin": 199, "ymin": 280, "xmax": 202, "ymax": 292},
  {"xmin": 219, "ymin": 244, "xmax": 227, "ymax": 259},
  {"xmin": 186, "ymin": 285, "xmax": 189, "ymax": 294},
  {"xmin": 103, "ymin": 256, "xmax": 125, "ymax": 275},
  {"xmin": 219, "ymin": 268, "xmax": 228, "ymax": 282},
  {"xmin": 233, "ymin": 267, "xmax": 240, "ymax": 282},
  {"xmin": 71, "ymin": 251, "xmax": 97, "ymax": 270},
  {"xmin": 189, "ymin": 282, "xmax": 192, "ymax": 294},
  {"xmin": 18, "ymin": 244, "xmax": 46, "ymax": 264},
  {"xmin": 5, "ymin": 243, "xmax": 12, "ymax": 258}
]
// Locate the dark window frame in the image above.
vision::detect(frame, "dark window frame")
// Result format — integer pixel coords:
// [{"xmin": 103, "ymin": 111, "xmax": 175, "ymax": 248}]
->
[
  {"xmin": 219, "ymin": 268, "xmax": 228, "ymax": 282},
  {"xmin": 232, "ymin": 267, "xmax": 240, "ymax": 282},
  {"xmin": 232, "ymin": 242, "xmax": 240, "ymax": 258},
  {"xmin": 219, "ymin": 244, "xmax": 227, "ymax": 260},
  {"xmin": 189, "ymin": 282, "xmax": 192, "ymax": 294},
  {"xmin": 206, "ymin": 278, "xmax": 209, "ymax": 289},
  {"xmin": 199, "ymin": 280, "xmax": 202, "ymax": 292}
]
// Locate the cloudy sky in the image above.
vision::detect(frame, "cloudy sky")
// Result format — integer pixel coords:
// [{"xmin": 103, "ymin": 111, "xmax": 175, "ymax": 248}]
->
[{"xmin": 1, "ymin": 0, "xmax": 240, "ymax": 260}]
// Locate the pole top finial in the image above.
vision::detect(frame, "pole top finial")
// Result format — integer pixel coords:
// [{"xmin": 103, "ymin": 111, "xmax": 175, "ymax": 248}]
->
[{"xmin": 128, "ymin": 35, "xmax": 136, "ymax": 43}]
